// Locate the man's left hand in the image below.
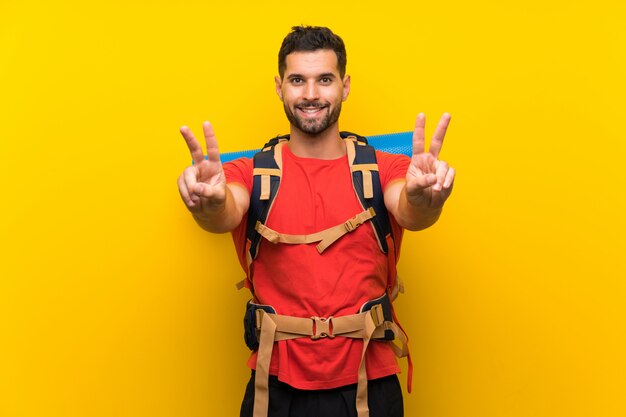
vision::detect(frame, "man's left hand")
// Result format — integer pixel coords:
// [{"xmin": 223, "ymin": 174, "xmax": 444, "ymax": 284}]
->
[{"xmin": 405, "ymin": 113, "xmax": 455, "ymax": 210}]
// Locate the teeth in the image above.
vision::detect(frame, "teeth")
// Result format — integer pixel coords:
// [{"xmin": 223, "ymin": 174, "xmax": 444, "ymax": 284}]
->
[{"xmin": 299, "ymin": 107, "xmax": 322, "ymax": 113}]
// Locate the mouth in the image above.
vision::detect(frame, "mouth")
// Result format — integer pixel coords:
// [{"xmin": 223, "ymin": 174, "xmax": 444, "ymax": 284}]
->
[{"xmin": 296, "ymin": 104, "xmax": 328, "ymax": 118}]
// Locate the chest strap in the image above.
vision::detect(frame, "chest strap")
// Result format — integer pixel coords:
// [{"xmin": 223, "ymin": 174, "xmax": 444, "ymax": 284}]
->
[
  {"xmin": 255, "ymin": 207, "xmax": 376, "ymax": 254},
  {"xmin": 251, "ymin": 304, "xmax": 408, "ymax": 417}
]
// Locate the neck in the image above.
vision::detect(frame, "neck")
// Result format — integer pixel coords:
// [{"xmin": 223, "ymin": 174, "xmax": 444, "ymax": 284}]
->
[{"xmin": 287, "ymin": 124, "xmax": 345, "ymax": 159}]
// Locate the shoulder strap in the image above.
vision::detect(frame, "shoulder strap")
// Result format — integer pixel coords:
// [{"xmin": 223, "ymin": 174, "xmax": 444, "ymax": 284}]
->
[
  {"xmin": 341, "ymin": 131, "xmax": 393, "ymax": 255},
  {"xmin": 246, "ymin": 136, "xmax": 288, "ymax": 262},
  {"xmin": 261, "ymin": 134, "xmax": 290, "ymax": 151}
]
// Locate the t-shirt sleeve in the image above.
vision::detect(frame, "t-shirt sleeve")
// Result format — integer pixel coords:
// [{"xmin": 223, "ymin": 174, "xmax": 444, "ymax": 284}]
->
[
  {"xmin": 375, "ymin": 150, "xmax": 410, "ymax": 190},
  {"xmin": 223, "ymin": 157, "xmax": 254, "ymax": 193}
]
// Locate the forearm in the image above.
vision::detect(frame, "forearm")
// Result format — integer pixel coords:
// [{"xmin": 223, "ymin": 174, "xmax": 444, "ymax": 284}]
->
[
  {"xmin": 191, "ymin": 186, "xmax": 245, "ymax": 233},
  {"xmin": 395, "ymin": 185, "xmax": 442, "ymax": 231}
]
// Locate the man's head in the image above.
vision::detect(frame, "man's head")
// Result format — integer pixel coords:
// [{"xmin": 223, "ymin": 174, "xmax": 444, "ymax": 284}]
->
[
  {"xmin": 278, "ymin": 26, "xmax": 347, "ymax": 80},
  {"xmin": 276, "ymin": 26, "xmax": 350, "ymax": 136}
]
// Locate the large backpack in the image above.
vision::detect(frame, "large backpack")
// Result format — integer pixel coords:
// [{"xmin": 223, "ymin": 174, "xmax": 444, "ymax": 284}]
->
[
  {"xmin": 240, "ymin": 132, "xmax": 402, "ymax": 298},
  {"xmin": 239, "ymin": 132, "xmax": 413, "ymax": 417}
]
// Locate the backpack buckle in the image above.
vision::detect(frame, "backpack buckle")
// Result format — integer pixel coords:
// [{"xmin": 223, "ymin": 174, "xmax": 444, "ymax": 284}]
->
[
  {"xmin": 369, "ymin": 304, "xmax": 385, "ymax": 327},
  {"xmin": 344, "ymin": 218, "xmax": 359, "ymax": 232},
  {"xmin": 310, "ymin": 316, "xmax": 334, "ymax": 340}
]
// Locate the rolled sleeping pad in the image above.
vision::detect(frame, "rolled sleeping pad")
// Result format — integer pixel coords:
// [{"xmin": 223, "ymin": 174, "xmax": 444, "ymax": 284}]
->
[{"xmin": 218, "ymin": 131, "xmax": 413, "ymax": 163}]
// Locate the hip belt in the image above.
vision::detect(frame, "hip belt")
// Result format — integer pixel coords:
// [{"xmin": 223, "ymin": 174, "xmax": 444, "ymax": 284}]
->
[{"xmin": 244, "ymin": 293, "xmax": 409, "ymax": 417}]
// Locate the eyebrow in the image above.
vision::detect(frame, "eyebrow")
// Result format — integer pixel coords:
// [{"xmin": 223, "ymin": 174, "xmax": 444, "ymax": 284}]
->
[{"xmin": 287, "ymin": 73, "xmax": 336, "ymax": 80}]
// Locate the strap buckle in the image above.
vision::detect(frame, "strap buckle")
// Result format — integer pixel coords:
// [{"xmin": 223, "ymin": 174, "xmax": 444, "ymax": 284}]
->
[
  {"xmin": 369, "ymin": 304, "xmax": 385, "ymax": 327},
  {"xmin": 344, "ymin": 208, "xmax": 376, "ymax": 233},
  {"xmin": 344, "ymin": 216, "xmax": 363, "ymax": 232},
  {"xmin": 310, "ymin": 316, "xmax": 334, "ymax": 340}
]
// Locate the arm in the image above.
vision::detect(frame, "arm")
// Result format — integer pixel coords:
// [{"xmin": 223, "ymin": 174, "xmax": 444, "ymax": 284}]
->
[
  {"xmin": 384, "ymin": 113, "xmax": 455, "ymax": 231},
  {"xmin": 177, "ymin": 121, "xmax": 250, "ymax": 233}
]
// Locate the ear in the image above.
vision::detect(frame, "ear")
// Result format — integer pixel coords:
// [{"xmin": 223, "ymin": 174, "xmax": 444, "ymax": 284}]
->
[
  {"xmin": 342, "ymin": 75, "xmax": 351, "ymax": 102},
  {"xmin": 275, "ymin": 75, "xmax": 283, "ymax": 101}
]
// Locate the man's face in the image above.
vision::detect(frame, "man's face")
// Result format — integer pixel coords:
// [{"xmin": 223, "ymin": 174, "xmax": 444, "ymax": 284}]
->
[{"xmin": 275, "ymin": 49, "xmax": 350, "ymax": 136}]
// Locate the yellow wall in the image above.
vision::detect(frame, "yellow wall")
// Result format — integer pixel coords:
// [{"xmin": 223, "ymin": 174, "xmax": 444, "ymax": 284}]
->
[{"xmin": 1, "ymin": 1, "xmax": 625, "ymax": 416}]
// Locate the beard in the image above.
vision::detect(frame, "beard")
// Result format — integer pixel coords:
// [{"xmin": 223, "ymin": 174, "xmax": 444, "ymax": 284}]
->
[{"xmin": 283, "ymin": 101, "xmax": 342, "ymax": 135}]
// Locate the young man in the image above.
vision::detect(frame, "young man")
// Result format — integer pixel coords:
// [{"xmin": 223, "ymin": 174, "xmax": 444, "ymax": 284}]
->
[{"xmin": 177, "ymin": 26, "xmax": 455, "ymax": 417}]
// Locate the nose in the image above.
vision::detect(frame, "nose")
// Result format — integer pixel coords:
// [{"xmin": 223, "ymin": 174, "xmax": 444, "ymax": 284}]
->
[{"xmin": 303, "ymin": 80, "xmax": 319, "ymax": 101}]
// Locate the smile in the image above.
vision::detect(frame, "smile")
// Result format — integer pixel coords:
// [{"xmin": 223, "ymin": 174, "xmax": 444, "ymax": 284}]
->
[{"xmin": 296, "ymin": 105, "xmax": 327, "ymax": 117}]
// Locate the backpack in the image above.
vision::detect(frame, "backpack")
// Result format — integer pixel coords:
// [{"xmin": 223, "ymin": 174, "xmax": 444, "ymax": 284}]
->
[{"xmin": 240, "ymin": 132, "xmax": 401, "ymax": 298}]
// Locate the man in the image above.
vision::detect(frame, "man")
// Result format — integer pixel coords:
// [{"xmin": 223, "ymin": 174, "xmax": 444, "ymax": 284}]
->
[{"xmin": 177, "ymin": 26, "xmax": 455, "ymax": 417}]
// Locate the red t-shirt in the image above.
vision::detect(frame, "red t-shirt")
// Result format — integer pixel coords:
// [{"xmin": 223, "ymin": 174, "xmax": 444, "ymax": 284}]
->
[{"xmin": 224, "ymin": 144, "xmax": 410, "ymax": 390}]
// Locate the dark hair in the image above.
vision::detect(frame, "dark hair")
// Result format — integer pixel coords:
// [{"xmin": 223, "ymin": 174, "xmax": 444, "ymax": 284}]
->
[{"xmin": 278, "ymin": 26, "xmax": 347, "ymax": 79}]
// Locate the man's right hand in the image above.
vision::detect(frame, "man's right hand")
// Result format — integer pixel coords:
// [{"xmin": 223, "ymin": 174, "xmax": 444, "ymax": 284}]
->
[{"xmin": 177, "ymin": 121, "xmax": 226, "ymax": 215}]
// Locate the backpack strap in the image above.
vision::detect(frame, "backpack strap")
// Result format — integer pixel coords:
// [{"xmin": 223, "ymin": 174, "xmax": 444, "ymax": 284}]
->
[
  {"xmin": 341, "ymin": 132, "xmax": 394, "ymax": 255},
  {"xmin": 245, "ymin": 137, "xmax": 287, "ymax": 267},
  {"xmin": 255, "ymin": 207, "xmax": 375, "ymax": 253},
  {"xmin": 342, "ymin": 132, "xmax": 402, "ymax": 302},
  {"xmin": 250, "ymin": 293, "xmax": 409, "ymax": 417}
]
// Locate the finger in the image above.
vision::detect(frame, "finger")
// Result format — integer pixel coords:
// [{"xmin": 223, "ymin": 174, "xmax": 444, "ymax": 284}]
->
[
  {"xmin": 177, "ymin": 174, "xmax": 196, "ymax": 207},
  {"xmin": 412, "ymin": 113, "xmax": 425, "ymax": 156},
  {"xmin": 192, "ymin": 182, "xmax": 226, "ymax": 205},
  {"xmin": 183, "ymin": 166, "xmax": 200, "ymax": 197},
  {"xmin": 408, "ymin": 172, "xmax": 437, "ymax": 193},
  {"xmin": 203, "ymin": 121, "xmax": 222, "ymax": 165},
  {"xmin": 429, "ymin": 112, "xmax": 451, "ymax": 159},
  {"xmin": 443, "ymin": 167, "xmax": 456, "ymax": 189},
  {"xmin": 433, "ymin": 160, "xmax": 449, "ymax": 191},
  {"xmin": 180, "ymin": 125, "xmax": 205, "ymax": 165}
]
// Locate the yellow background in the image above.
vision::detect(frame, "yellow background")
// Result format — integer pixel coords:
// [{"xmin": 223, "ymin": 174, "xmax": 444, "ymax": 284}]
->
[{"xmin": 1, "ymin": 1, "xmax": 625, "ymax": 416}]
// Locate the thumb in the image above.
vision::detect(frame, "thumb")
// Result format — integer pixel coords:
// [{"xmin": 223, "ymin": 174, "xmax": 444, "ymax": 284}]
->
[
  {"xmin": 192, "ymin": 182, "xmax": 226, "ymax": 201},
  {"xmin": 409, "ymin": 173, "xmax": 437, "ymax": 193},
  {"xmin": 193, "ymin": 183, "xmax": 208, "ymax": 196}
]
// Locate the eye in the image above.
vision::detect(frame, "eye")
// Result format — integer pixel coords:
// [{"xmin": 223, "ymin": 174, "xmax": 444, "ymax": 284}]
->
[
  {"xmin": 320, "ymin": 77, "xmax": 332, "ymax": 84},
  {"xmin": 291, "ymin": 77, "xmax": 303, "ymax": 84}
]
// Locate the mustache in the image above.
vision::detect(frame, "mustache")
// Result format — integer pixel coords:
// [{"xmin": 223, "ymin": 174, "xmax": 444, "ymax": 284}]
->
[{"xmin": 295, "ymin": 102, "xmax": 328, "ymax": 109}]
